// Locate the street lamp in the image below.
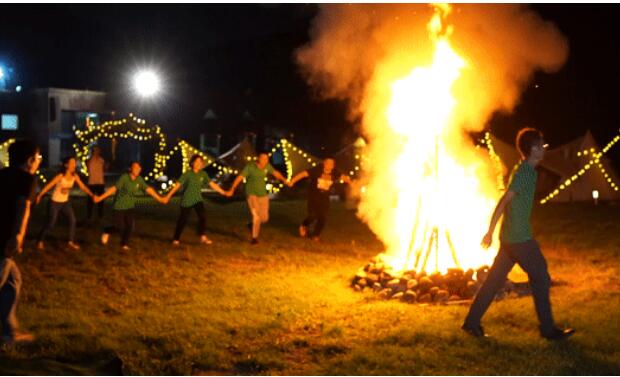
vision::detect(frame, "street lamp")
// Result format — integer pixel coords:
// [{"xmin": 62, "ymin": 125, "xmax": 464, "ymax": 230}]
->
[{"xmin": 132, "ymin": 70, "xmax": 160, "ymax": 98}]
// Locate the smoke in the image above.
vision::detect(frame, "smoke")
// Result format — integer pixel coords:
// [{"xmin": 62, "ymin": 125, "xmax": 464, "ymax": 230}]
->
[
  {"xmin": 295, "ymin": 4, "xmax": 568, "ymax": 264},
  {"xmin": 296, "ymin": 4, "xmax": 568, "ymax": 129}
]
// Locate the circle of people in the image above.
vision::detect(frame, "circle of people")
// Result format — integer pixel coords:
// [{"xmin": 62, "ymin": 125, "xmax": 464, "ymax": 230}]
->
[{"xmin": 34, "ymin": 147, "xmax": 352, "ymax": 252}]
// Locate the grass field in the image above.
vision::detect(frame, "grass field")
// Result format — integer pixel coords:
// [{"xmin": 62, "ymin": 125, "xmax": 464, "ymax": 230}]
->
[{"xmin": 0, "ymin": 196, "xmax": 618, "ymax": 375}]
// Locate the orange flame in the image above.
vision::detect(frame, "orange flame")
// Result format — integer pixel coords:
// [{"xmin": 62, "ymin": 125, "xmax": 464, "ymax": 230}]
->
[{"xmin": 358, "ymin": 4, "xmax": 500, "ymax": 274}]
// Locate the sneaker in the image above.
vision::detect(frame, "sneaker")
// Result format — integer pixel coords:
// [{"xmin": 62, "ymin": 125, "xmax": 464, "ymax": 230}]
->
[
  {"xmin": 461, "ymin": 323, "xmax": 488, "ymax": 337},
  {"xmin": 200, "ymin": 235, "xmax": 213, "ymax": 245},
  {"xmin": 101, "ymin": 233, "xmax": 110, "ymax": 245},
  {"xmin": 172, "ymin": 240, "xmax": 181, "ymax": 246},
  {"xmin": 250, "ymin": 238, "xmax": 258, "ymax": 245},
  {"xmin": 36, "ymin": 241, "xmax": 45, "ymax": 251},
  {"xmin": 121, "ymin": 245, "xmax": 131, "ymax": 251},
  {"xmin": 67, "ymin": 242, "xmax": 81, "ymax": 251},
  {"xmin": 299, "ymin": 225, "xmax": 308, "ymax": 238},
  {"xmin": 542, "ymin": 327, "xmax": 575, "ymax": 340}
]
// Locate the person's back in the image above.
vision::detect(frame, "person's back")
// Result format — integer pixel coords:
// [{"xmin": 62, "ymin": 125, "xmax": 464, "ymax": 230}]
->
[{"xmin": 0, "ymin": 167, "xmax": 36, "ymax": 242}]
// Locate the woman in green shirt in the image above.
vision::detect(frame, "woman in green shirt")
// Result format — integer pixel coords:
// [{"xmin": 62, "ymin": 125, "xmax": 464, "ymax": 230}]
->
[
  {"xmin": 227, "ymin": 152, "xmax": 288, "ymax": 244},
  {"xmin": 165, "ymin": 154, "xmax": 231, "ymax": 246},
  {"xmin": 94, "ymin": 161, "xmax": 168, "ymax": 250}
]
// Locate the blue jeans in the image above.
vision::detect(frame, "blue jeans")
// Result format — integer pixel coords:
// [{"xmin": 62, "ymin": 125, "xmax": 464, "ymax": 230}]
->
[
  {"xmin": 464, "ymin": 239, "xmax": 555, "ymax": 334},
  {"xmin": 37, "ymin": 200, "xmax": 76, "ymax": 243},
  {"xmin": 0, "ymin": 257, "xmax": 21, "ymax": 340}
]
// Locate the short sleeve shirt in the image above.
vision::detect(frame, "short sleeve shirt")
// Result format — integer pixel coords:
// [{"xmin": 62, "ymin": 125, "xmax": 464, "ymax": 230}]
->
[
  {"xmin": 178, "ymin": 170, "xmax": 210, "ymax": 207},
  {"xmin": 240, "ymin": 162, "xmax": 275, "ymax": 197},
  {"xmin": 307, "ymin": 165, "xmax": 342, "ymax": 201},
  {"xmin": 0, "ymin": 167, "xmax": 37, "ymax": 242},
  {"xmin": 500, "ymin": 161, "xmax": 537, "ymax": 243},
  {"xmin": 113, "ymin": 173, "xmax": 148, "ymax": 210}
]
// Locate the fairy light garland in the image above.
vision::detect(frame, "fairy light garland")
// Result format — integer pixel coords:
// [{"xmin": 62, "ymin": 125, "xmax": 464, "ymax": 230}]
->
[
  {"xmin": 541, "ymin": 130, "xmax": 620, "ymax": 204},
  {"xmin": 482, "ymin": 130, "xmax": 620, "ymax": 204},
  {"xmin": 481, "ymin": 132, "xmax": 506, "ymax": 191}
]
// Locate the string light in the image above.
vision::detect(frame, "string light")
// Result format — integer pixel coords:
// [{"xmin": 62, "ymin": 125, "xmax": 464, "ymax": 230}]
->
[{"xmin": 483, "ymin": 130, "xmax": 620, "ymax": 204}]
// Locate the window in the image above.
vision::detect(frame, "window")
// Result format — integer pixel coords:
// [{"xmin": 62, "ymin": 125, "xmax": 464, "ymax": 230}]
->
[{"xmin": 1, "ymin": 114, "xmax": 18, "ymax": 130}]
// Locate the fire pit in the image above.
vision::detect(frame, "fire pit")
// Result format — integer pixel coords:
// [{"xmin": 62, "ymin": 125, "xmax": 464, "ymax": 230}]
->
[{"xmin": 352, "ymin": 258, "xmax": 530, "ymax": 304}]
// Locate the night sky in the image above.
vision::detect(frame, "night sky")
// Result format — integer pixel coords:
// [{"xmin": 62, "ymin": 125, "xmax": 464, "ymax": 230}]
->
[{"xmin": 1, "ymin": 4, "xmax": 620, "ymax": 166}]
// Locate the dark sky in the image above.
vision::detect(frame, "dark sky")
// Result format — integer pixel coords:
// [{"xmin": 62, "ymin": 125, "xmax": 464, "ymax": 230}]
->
[{"xmin": 1, "ymin": 4, "xmax": 620, "ymax": 163}]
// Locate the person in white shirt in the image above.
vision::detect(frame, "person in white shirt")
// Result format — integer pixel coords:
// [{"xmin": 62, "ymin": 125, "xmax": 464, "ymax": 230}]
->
[
  {"xmin": 35, "ymin": 157, "xmax": 95, "ymax": 250},
  {"xmin": 85, "ymin": 146, "xmax": 106, "ymax": 221}
]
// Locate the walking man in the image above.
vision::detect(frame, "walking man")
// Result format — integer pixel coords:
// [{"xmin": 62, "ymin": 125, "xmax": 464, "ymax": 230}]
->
[
  {"xmin": 0, "ymin": 140, "xmax": 41, "ymax": 347},
  {"xmin": 165, "ymin": 154, "xmax": 231, "ymax": 246},
  {"xmin": 227, "ymin": 152, "xmax": 288, "ymax": 244},
  {"xmin": 288, "ymin": 157, "xmax": 350, "ymax": 241},
  {"xmin": 462, "ymin": 127, "xmax": 575, "ymax": 340}
]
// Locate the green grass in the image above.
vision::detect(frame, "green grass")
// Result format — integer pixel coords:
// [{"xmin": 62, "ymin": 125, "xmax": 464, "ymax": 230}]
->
[{"xmin": 0, "ymin": 198, "xmax": 618, "ymax": 375}]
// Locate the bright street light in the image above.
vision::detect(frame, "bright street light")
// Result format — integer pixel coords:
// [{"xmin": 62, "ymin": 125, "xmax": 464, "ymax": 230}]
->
[{"xmin": 132, "ymin": 70, "xmax": 160, "ymax": 98}]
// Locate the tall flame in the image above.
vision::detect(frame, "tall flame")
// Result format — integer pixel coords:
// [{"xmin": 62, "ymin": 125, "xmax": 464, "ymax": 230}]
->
[{"xmin": 359, "ymin": 4, "xmax": 499, "ymax": 274}]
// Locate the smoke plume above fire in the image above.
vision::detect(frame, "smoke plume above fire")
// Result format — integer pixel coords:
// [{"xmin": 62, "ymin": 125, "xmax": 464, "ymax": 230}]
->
[{"xmin": 296, "ymin": 4, "xmax": 568, "ymax": 273}]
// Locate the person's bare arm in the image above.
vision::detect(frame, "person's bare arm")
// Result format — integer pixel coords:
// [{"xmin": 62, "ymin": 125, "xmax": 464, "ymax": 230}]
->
[
  {"xmin": 145, "ymin": 186, "xmax": 167, "ymax": 204},
  {"xmin": 209, "ymin": 181, "xmax": 230, "ymax": 196},
  {"xmin": 481, "ymin": 190, "xmax": 516, "ymax": 249},
  {"xmin": 36, "ymin": 174, "xmax": 62, "ymax": 204},
  {"xmin": 288, "ymin": 171, "xmax": 309, "ymax": 187},
  {"xmin": 95, "ymin": 186, "xmax": 117, "ymax": 203},
  {"xmin": 227, "ymin": 175, "xmax": 245, "ymax": 196},
  {"xmin": 75, "ymin": 175, "xmax": 95, "ymax": 198},
  {"xmin": 271, "ymin": 170, "xmax": 288, "ymax": 184},
  {"xmin": 165, "ymin": 182, "xmax": 182, "ymax": 201},
  {"xmin": 5, "ymin": 197, "xmax": 32, "ymax": 257}
]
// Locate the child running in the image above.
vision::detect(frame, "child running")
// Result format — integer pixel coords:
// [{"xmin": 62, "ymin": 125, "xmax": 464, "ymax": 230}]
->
[
  {"xmin": 35, "ymin": 156, "xmax": 95, "ymax": 251},
  {"xmin": 165, "ymin": 154, "xmax": 231, "ymax": 246},
  {"xmin": 94, "ymin": 161, "xmax": 168, "ymax": 250}
]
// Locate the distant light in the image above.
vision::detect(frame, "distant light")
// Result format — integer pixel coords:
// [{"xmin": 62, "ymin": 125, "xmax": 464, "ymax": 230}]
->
[
  {"xmin": 0, "ymin": 67, "xmax": 4, "ymax": 79},
  {"xmin": 15, "ymin": 85, "xmax": 22, "ymax": 92},
  {"xmin": 161, "ymin": 182, "xmax": 168, "ymax": 190},
  {"xmin": 132, "ymin": 70, "xmax": 160, "ymax": 97},
  {"xmin": 534, "ymin": 84, "xmax": 539, "ymax": 89},
  {"xmin": 592, "ymin": 190, "xmax": 599, "ymax": 199}
]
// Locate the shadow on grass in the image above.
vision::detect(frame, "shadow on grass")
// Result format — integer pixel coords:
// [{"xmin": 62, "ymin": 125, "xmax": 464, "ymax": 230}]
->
[{"xmin": 0, "ymin": 349, "xmax": 123, "ymax": 375}]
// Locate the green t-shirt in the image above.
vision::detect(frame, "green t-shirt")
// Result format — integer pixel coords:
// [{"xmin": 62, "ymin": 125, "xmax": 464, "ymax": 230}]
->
[
  {"xmin": 500, "ymin": 161, "xmax": 537, "ymax": 243},
  {"xmin": 178, "ymin": 170, "xmax": 210, "ymax": 207},
  {"xmin": 240, "ymin": 162, "xmax": 275, "ymax": 197},
  {"xmin": 113, "ymin": 173, "xmax": 148, "ymax": 210}
]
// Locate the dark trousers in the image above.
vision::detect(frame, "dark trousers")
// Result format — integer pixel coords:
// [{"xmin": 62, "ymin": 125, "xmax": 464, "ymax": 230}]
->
[
  {"xmin": 302, "ymin": 195, "xmax": 330, "ymax": 237},
  {"xmin": 37, "ymin": 200, "xmax": 77, "ymax": 243},
  {"xmin": 173, "ymin": 202, "xmax": 206, "ymax": 241},
  {"xmin": 464, "ymin": 239, "xmax": 555, "ymax": 334},
  {"xmin": 0, "ymin": 257, "xmax": 21, "ymax": 340},
  {"xmin": 86, "ymin": 184, "xmax": 105, "ymax": 220},
  {"xmin": 104, "ymin": 209, "xmax": 135, "ymax": 246}
]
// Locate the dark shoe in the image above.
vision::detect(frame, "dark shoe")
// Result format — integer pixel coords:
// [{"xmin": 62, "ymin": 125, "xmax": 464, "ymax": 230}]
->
[
  {"xmin": 542, "ymin": 327, "xmax": 575, "ymax": 340},
  {"xmin": 461, "ymin": 323, "xmax": 488, "ymax": 337},
  {"xmin": 250, "ymin": 238, "xmax": 258, "ymax": 245},
  {"xmin": 247, "ymin": 222, "xmax": 252, "ymax": 232}
]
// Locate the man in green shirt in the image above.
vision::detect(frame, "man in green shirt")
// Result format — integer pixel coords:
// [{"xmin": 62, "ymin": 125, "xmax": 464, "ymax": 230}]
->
[
  {"xmin": 462, "ymin": 128, "xmax": 575, "ymax": 340},
  {"xmin": 228, "ymin": 151, "xmax": 288, "ymax": 244},
  {"xmin": 95, "ymin": 161, "xmax": 168, "ymax": 250},
  {"xmin": 165, "ymin": 154, "xmax": 231, "ymax": 246}
]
